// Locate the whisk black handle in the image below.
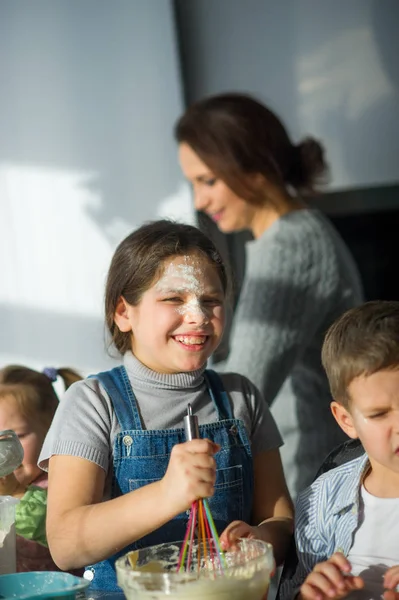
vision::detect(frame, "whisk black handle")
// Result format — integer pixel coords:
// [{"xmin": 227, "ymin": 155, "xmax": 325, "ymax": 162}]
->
[{"xmin": 184, "ymin": 403, "xmax": 199, "ymax": 441}]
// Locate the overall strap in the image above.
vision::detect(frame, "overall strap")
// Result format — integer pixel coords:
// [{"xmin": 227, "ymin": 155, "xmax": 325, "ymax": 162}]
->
[
  {"xmin": 204, "ymin": 369, "xmax": 233, "ymax": 421},
  {"xmin": 90, "ymin": 366, "xmax": 143, "ymax": 431}
]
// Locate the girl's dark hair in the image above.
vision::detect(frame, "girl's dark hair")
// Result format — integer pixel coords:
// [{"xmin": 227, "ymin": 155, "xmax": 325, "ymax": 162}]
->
[
  {"xmin": 105, "ymin": 219, "xmax": 229, "ymax": 355},
  {"xmin": 175, "ymin": 92, "xmax": 328, "ymax": 200},
  {"xmin": 0, "ymin": 366, "xmax": 82, "ymax": 429}
]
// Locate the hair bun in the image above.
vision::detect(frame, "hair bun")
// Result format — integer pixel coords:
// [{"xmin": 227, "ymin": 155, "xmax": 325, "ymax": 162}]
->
[
  {"xmin": 292, "ymin": 137, "xmax": 328, "ymax": 192},
  {"xmin": 298, "ymin": 137, "xmax": 325, "ymax": 171}
]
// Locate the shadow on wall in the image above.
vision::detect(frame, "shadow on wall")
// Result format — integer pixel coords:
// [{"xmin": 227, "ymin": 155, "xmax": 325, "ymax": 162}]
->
[
  {"xmin": 0, "ymin": 304, "xmax": 116, "ymax": 375},
  {"xmin": 175, "ymin": 0, "xmax": 399, "ymax": 190},
  {"xmin": 296, "ymin": 0, "xmax": 399, "ymax": 188},
  {"xmin": 291, "ymin": 0, "xmax": 399, "ymax": 190},
  {"xmin": 0, "ymin": 2, "xmax": 184, "ymax": 232},
  {"xmin": 0, "ymin": 1, "xmax": 188, "ymax": 371}
]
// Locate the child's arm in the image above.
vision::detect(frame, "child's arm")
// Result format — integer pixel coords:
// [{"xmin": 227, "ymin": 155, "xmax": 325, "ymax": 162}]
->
[
  {"xmin": 46, "ymin": 438, "xmax": 219, "ymax": 570},
  {"xmin": 220, "ymin": 448, "xmax": 294, "ymax": 565},
  {"xmin": 299, "ymin": 553, "xmax": 363, "ymax": 600}
]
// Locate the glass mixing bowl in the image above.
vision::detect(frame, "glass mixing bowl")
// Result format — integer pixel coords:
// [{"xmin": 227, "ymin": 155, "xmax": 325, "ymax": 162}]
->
[
  {"xmin": 115, "ymin": 538, "xmax": 274, "ymax": 600},
  {"xmin": 0, "ymin": 430, "xmax": 24, "ymax": 477}
]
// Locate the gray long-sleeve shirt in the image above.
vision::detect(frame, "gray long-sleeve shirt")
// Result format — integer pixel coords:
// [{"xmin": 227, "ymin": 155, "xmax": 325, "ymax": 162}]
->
[{"xmin": 216, "ymin": 208, "xmax": 363, "ymax": 495}]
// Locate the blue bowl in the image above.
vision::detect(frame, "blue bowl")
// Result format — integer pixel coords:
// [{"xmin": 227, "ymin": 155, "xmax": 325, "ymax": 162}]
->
[{"xmin": 0, "ymin": 571, "xmax": 90, "ymax": 599}]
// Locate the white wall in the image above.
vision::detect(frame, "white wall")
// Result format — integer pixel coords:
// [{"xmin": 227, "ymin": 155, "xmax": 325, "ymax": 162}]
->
[
  {"xmin": 0, "ymin": 0, "xmax": 191, "ymax": 373},
  {"xmin": 177, "ymin": 0, "xmax": 399, "ymax": 191}
]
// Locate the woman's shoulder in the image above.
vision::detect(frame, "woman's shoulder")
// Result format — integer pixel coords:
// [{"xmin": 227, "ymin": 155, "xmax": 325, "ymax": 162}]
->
[
  {"xmin": 254, "ymin": 208, "xmax": 357, "ymax": 283},
  {"xmin": 252, "ymin": 208, "xmax": 334, "ymax": 246},
  {"xmin": 248, "ymin": 209, "xmax": 332, "ymax": 263}
]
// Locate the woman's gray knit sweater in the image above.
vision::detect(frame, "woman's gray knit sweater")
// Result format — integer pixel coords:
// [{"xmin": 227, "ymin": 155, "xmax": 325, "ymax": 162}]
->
[{"xmin": 217, "ymin": 208, "xmax": 363, "ymax": 495}]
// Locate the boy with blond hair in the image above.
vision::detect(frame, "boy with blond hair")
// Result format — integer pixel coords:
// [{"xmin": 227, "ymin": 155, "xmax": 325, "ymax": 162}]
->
[{"xmin": 280, "ymin": 301, "xmax": 399, "ymax": 600}]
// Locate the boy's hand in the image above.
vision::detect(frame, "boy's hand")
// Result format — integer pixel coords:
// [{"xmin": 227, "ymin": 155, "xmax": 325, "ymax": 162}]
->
[
  {"xmin": 384, "ymin": 565, "xmax": 399, "ymax": 600},
  {"xmin": 384, "ymin": 592, "xmax": 399, "ymax": 600},
  {"xmin": 220, "ymin": 521, "xmax": 276, "ymax": 578},
  {"xmin": 300, "ymin": 553, "xmax": 364, "ymax": 600},
  {"xmin": 219, "ymin": 520, "xmax": 258, "ymax": 551},
  {"xmin": 160, "ymin": 439, "xmax": 219, "ymax": 515}
]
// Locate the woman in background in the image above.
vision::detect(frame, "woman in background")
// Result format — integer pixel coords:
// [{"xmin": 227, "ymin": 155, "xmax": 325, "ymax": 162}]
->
[{"xmin": 175, "ymin": 92, "xmax": 363, "ymax": 495}]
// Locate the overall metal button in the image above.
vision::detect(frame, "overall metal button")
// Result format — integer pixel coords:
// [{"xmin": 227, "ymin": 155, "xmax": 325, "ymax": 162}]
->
[
  {"xmin": 83, "ymin": 568, "xmax": 95, "ymax": 581},
  {"xmin": 123, "ymin": 435, "xmax": 133, "ymax": 447}
]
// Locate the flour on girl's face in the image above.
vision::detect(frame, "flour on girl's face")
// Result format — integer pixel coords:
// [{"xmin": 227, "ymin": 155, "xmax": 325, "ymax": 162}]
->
[
  {"xmin": 128, "ymin": 254, "xmax": 224, "ymax": 373},
  {"xmin": 155, "ymin": 256, "xmax": 214, "ymax": 320}
]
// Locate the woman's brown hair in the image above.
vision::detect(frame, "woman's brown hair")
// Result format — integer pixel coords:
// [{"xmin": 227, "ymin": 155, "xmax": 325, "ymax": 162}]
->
[
  {"xmin": 0, "ymin": 366, "xmax": 82, "ymax": 429},
  {"xmin": 105, "ymin": 219, "xmax": 229, "ymax": 355},
  {"xmin": 175, "ymin": 92, "xmax": 328, "ymax": 201}
]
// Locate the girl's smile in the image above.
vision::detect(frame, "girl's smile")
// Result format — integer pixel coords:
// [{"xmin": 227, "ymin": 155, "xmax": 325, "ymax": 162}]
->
[{"xmin": 172, "ymin": 332, "xmax": 211, "ymax": 352}]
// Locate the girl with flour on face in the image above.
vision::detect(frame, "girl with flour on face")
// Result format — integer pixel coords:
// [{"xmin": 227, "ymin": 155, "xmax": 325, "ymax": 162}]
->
[{"xmin": 38, "ymin": 220, "xmax": 293, "ymax": 592}]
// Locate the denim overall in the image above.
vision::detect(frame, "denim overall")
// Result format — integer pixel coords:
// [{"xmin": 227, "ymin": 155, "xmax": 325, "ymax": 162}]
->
[{"xmin": 84, "ymin": 366, "xmax": 254, "ymax": 591}]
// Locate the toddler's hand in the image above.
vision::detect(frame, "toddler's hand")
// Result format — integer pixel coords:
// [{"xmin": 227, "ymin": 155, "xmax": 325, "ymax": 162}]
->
[
  {"xmin": 160, "ymin": 439, "xmax": 219, "ymax": 515},
  {"xmin": 384, "ymin": 565, "xmax": 399, "ymax": 600},
  {"xmin": 0, "ymin": 472, "xmax": 20, "ymax": 496},
  {"xmin": 219, "ymin": 520, "xmax": 258, "ymax": 551},
  {"xmin": 300, "ymin": 553, "xmax": 363, "ymax": 600}
]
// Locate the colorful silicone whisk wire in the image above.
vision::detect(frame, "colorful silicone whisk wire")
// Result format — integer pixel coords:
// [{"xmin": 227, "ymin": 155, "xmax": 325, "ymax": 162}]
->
[{"xmin": 176, "ymin": 405, "xmax": 227, "ymax": 573}]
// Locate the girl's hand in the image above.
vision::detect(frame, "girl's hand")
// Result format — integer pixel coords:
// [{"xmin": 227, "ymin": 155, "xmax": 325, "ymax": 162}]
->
[
  {"xmin": 219, "ymin": 520, "xmax": 258, "ymax": 550},
  {"xmin": 384, "ymin": 565, "xmax": 399, "ymax": 600},
  {"xmin": 160, "ymin": 439, "xmax": 220, "ymax": 515},
  {"xmin": 299, "ymin": 553, "xmax": 364, "ymax": 600}
]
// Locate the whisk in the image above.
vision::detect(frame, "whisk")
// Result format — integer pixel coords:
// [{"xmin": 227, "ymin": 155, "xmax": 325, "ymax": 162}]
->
[{"xmin": 177, "ymin": 405, "xmax": 227, "ymax": 573}]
